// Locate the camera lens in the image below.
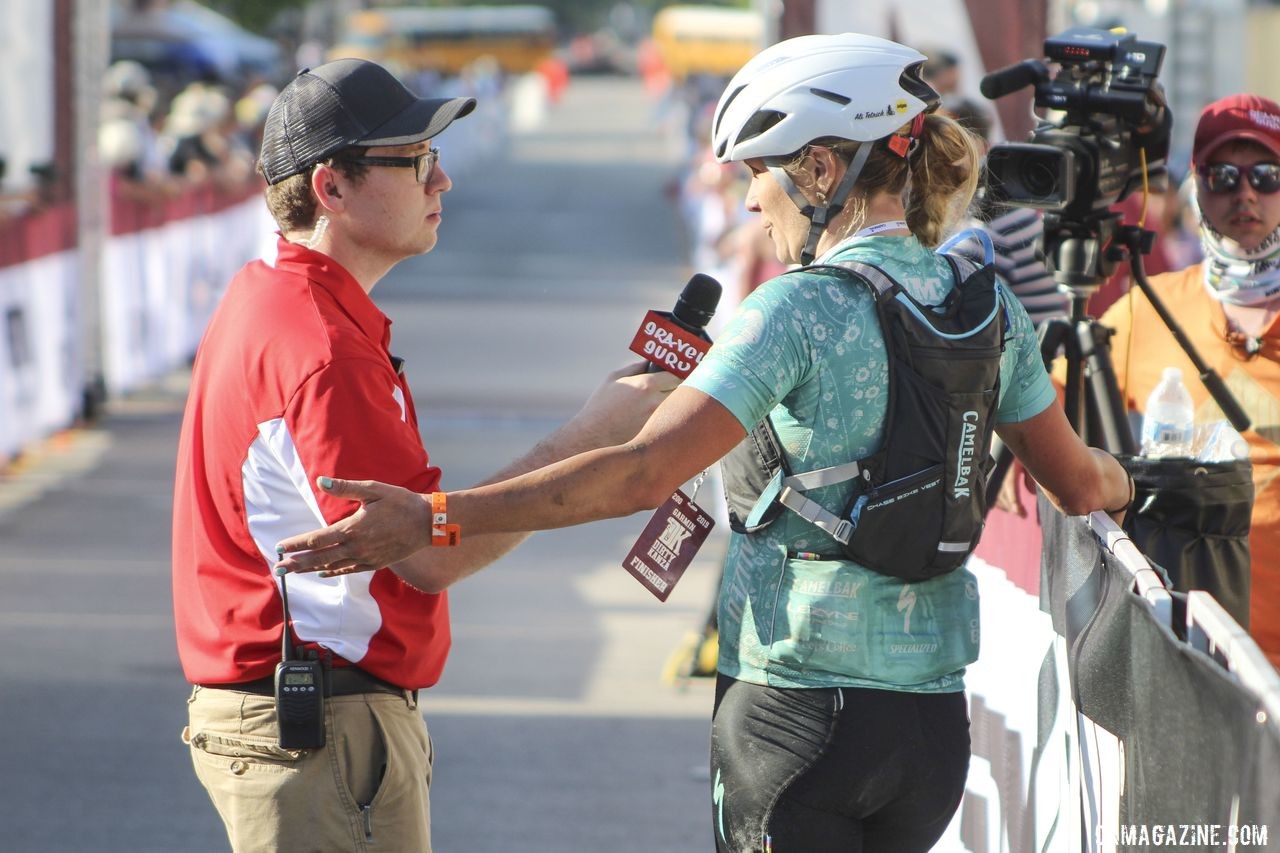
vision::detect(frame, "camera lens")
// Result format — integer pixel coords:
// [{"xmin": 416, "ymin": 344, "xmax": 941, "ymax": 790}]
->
[
  {"xmin": 984, "ymin": 143, "xmax": 1074, "ymax": 209},
  {"xmin": 1020, "ymin": 158, "xmax": 1061, "ymax": 200}
]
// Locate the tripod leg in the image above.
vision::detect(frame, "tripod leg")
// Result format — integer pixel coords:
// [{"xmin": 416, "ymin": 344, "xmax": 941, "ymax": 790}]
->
[{"xmin": 1077, "ymin": 320, "xmax": 1138, "ymax": 455}]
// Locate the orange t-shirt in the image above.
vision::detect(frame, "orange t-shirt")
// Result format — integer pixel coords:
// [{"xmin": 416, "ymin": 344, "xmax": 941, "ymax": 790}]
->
[{"xmin": 1101, "ymin": 263, "xmax": 1280, "ymax": 664}]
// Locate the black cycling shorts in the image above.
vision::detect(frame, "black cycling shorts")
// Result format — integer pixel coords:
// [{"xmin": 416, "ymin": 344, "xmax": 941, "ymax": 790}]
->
[{"xmin": 710, "ymin": 674, "xmax": 970, "ymax": 853}]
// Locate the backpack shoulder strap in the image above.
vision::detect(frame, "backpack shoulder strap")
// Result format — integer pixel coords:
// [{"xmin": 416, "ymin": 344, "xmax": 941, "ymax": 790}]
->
[
  {"xmin": 814, "ymin": 260, "xmax": 901, "ymax": 299},
  {"xmin": 941, "ymin": 251, "xmax": 979, "ymax": 282}
]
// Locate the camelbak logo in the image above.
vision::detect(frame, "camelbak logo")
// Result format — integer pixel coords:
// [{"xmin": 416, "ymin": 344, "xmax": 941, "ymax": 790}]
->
[{"xmin": 953, "ymin": 411, "xmax": 979, "ymax": 498}]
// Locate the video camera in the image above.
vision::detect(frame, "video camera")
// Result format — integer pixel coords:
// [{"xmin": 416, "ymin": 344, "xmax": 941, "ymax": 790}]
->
[
  {"xmin": 981, "ymin": 27, "xmax": 1168, "ymax": 223},
  {"xmin": 975, "ymin": 28, "xmax": 1253, "ymax": 461}
]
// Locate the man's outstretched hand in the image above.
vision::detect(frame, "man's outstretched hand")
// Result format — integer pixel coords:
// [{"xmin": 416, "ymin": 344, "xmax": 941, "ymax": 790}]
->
[
  {"xmin": 274, "ymin": 363, "xmax": 678, "ymax": 580},
  {"xmin": 274, "ymin": 477, "xmax": 432, "ymax": 577}
]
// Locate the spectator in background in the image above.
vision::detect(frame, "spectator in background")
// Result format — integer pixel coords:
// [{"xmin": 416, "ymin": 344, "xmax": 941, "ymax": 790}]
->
[
  {"xmin": 684, "ymin": 149, "xmax": 743, "ymax": 296},
  {"xmin": 0, "ymin": 155, "xmax": 40, "ymax": 228},
  {"xmin": 99, "ymin": 60, "xmax": 174, "ymax": 200},
  {"xmin": 165, "ymin": 82, "xmax": 228, "ymax": 181},
  {"xmin": 1099, "ymin": 94, "xmax": 1280, "ymax": 667},
  {"xmin": 164, "ymin": 81, "xmax": 256, "ymax": 188},
  {"xmin": 1160, "ymin": 169, "xmax": 1205, "ymax": 271},
  {"xmin": 920, "ymin": 47, "xmax": 961, "ymax": 97},
  {"xmin": 234, "ymin": 81, "xmax": 279, "ymax": 155},
  {"xmin": 945, "ymin": 97, "xmax": 1069, "ymax": 326}
]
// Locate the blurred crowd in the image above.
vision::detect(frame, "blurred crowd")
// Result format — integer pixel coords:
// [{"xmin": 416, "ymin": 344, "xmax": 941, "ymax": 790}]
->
[
  {"xmin": 4, "ymin": 51, "xmax": 500, "ymax": 227},
  {"xmin": 661, "ymin": 73, "xmax": 783, "ymax": 331},
  {"xmin": 98, "ymin": 59, "xmax": 273, "ymax": 202}
]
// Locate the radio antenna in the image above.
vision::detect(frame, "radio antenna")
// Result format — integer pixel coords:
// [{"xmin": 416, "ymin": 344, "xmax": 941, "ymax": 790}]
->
[{"xmin": 276, "ymin": 565, "xmax": 293, "ymax": 661}]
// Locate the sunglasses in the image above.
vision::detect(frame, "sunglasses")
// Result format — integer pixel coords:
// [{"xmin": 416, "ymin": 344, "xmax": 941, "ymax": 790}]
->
[
  {"xmin": 350, "ymin": 147, "xmax": 440, "ymax": 184},
  {"xmin": 1198, "ymin": 161, "xmax": 1280, "ymax": 195}
]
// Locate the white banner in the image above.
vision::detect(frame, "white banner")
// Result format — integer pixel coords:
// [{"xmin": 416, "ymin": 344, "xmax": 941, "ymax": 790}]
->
[
  {"xmin": 0, "ymin": 251, "xmax": 82, "ymax": 460},
  {"xmin": 101, "ymin": 195, "xmax": 269, "ymax": 396}
]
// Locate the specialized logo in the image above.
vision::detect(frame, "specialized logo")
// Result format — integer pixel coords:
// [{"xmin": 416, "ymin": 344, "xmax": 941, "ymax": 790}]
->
[
  {"xmin": 713, "ymin": 768, "xmax": 727, "ymax": 842},
  {"xmin": 898, "ymin": 585, "xmax": 917, "ymax": 635},
  {"xmin": 953, "ymin": 410, "xmax": 979, "ymax": 498},
  {"xmin": 895, "ymin": 99, "xmax": 908, "ymax": 113}
]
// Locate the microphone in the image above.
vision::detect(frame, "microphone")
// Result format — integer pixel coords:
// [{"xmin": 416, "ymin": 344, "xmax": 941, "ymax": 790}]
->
[
  {"xmin": 670, "ymin": 273, "xmax": 721, "ymax": 334},
  {"xmin": 632, "ymin": 273, "xmax": 722, "ymax": 377},
  {"xmin": 979, "ymin": 59, "xmax": 1047, "ymax": 101}
]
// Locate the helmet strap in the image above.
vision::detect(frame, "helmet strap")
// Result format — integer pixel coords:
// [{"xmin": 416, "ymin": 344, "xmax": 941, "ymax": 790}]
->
[{"xmin": 765, "ymin": 142, "xmax": 873, "ymax": 265}]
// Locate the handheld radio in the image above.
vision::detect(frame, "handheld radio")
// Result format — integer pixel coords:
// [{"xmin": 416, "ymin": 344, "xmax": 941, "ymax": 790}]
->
[{"xmin": 274, "ymin": 566, "xmax": 325, "ymax": 749}]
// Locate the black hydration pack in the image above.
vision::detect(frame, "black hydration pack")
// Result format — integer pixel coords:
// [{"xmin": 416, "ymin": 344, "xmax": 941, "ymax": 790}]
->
[{"xmin": 721, "ymin": 251, "xmax": 1006, "ymax": 582}]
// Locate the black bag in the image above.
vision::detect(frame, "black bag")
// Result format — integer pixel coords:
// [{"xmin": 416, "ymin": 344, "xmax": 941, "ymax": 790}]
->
[
  {"xmin": 721, "ymin": 255, "xmax": 1004, "ymax": 581},
  {"xmin": 1118, "ymin": 454, "xmax": 1254, "ymax": 627}
]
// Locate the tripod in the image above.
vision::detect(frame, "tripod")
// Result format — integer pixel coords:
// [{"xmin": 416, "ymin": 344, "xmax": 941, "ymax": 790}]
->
[
  {"xmin": 983, "ymin": 210, "xmax": 1252, "ymax": 509},
  {"xmin": 1039, "ymin": 212, "xmax": 1137, "ymax": 452}
]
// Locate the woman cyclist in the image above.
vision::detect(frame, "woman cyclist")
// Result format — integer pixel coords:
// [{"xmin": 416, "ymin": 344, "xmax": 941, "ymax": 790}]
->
[{"xmin": 277, "ymin": 33, "xmax": 1133, "ymax": 853}]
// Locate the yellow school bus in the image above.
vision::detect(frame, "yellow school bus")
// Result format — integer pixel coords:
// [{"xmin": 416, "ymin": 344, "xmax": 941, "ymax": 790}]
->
[
  {"xmin": 331, "ymin": 6, "xmax": 557, "ymax": 76},
  {"xmin": 651, "ymin": 5, "xmax": 764, "ymax": 81}
]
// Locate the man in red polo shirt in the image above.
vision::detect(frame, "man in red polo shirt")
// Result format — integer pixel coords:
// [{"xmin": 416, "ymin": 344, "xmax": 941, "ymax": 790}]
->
[{"xmin": 173, "ymin": 59, "xmax": 672, "ymax": 852}]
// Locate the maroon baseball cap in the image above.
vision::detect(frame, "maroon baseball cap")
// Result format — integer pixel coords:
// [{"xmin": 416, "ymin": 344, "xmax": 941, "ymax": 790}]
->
[{"xmin": 1193, "ymin": 94, "xmax": 1280, "ymax": 165}]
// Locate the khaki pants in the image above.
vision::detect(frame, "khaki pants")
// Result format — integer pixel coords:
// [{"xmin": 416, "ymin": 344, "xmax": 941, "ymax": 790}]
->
[{"xmin": 184, "ymin": 685, "xmax": 432, "ymax": 853}]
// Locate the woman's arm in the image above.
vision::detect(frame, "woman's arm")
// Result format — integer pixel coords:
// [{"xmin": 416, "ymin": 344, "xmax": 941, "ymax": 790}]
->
[
  {"xmin": 996, "ymin": 402, "xmax": 1132, "ymax": 519},
  {"xmin": 274, "ymin": 386, "xmax": 747, "ymax": 588}
]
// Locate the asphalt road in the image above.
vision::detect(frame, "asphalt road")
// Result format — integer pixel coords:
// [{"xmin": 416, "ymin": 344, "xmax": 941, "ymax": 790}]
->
[{"xmin": 0, "ymin": 76, "xmax": 726, "ymax": 853}]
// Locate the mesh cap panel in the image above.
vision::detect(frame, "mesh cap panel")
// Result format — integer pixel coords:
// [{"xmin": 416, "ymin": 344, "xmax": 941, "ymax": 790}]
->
[{"xmin": 258, "ymin": 59, "xmax": 475, "ymax": 185}]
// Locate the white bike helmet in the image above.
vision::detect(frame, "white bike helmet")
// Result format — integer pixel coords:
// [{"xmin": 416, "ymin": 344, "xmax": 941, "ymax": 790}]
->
[{"xmin": 711, "ymin": 33, "xmax": 940, "ymax": 262}]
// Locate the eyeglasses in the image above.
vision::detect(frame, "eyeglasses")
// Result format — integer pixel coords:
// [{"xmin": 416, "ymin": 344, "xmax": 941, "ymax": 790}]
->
[
  {"xmin": 1198, "ymin": 161, "xmax": 1280, "ymax": 195},
  {"xmin": 349, "ymin": 148, "xmax": 440, "ymax": 184}
]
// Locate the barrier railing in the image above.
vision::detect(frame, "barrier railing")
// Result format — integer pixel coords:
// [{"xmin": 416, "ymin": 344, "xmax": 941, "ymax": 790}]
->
[
  {"xmin": 942, "ymin": 501, "xmax": 1280, "ymax": 851},
  {"xmin": 0, "ymin": 182, "xmax": 269, "ymax": 462},
  {"xmin": 1186, "ymin": 590, "xmax": 1280, "ymax": 725},
  {"xmin": 102, "ymin": 185, "xmax": 268, "ymax": 397}
]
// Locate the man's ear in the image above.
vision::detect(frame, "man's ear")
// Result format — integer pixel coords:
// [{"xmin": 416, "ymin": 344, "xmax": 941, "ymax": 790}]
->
[{"xmin": 310, "ymin": 164, "xmax": 345, "ymax": 212}]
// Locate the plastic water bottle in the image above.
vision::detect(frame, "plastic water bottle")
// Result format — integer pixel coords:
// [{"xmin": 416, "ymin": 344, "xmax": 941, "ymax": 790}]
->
[{"xmin": 1141, "ymin": 367, "xmax": 1195, "ymax": 458}]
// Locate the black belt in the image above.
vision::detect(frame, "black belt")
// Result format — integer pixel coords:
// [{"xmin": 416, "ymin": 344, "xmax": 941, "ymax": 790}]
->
[{"xmin": 199, "ymin": 667, "xmax": 413, "ymax": 699}]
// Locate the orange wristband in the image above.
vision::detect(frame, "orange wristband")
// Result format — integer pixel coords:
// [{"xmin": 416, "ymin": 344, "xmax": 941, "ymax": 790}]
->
[{"xmin": 429, "ymin": 492, "xmax": 460, "ymax": 546}]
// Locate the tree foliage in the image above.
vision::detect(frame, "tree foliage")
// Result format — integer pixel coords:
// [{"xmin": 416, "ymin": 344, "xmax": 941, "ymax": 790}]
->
[
  {"xmin": 386, "ymin": 0, "xmax": 751, "ymax": 37},
  {"xmin": 205, "ymin": 0, "xmax": 311, "ymax": 33},
  {"xmin": 207, "ymin": 0, "xmax": 752, "ymax": 38}
]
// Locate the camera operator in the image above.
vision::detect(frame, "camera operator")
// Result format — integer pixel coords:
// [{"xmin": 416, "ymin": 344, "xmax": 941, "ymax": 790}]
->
[
  {"xmin": 1099, "ymin": 94, "xmax": 1280, "ymax": 667},
  {"xmin": 276, "ymin": 34, "xmax": 1134, "ymax": 852},
  {"xmin": 944, "ymin": 97, "xmax": 1069, "ymax": 327}
]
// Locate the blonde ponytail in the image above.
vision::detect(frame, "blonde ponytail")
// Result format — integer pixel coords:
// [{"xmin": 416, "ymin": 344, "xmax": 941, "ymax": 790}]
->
[{"xmin": 902, "ymin": 113, "xmax": 981, "ymax": 247}]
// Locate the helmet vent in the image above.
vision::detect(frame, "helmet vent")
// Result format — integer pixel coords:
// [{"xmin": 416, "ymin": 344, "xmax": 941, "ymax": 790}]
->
[
  {"xmin": 899, "ymin": 62, "xmax": 940, "ymax": 107},
  {"xmin": 714, "ymin": 85, "xmax": 748, "ymax": 137},
  {"xmin": 735, "ymin": 109, "xmax": 786, "ymax": 148},
  {"xmin": 808, "ymin": 87, "xmax": 851, "ymax": 106}
]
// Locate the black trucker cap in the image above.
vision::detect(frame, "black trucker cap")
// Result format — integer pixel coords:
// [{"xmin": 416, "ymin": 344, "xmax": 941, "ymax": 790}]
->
[{"xmin": 259, "ymin": 59, "xmax": 477, "ymax": 185}]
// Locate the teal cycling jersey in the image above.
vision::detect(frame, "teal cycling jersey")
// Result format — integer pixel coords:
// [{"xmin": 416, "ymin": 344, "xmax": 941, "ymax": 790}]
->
[{"xmin": 685, "ymin": 235, "xmax": 1056, "ymax": 691}]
